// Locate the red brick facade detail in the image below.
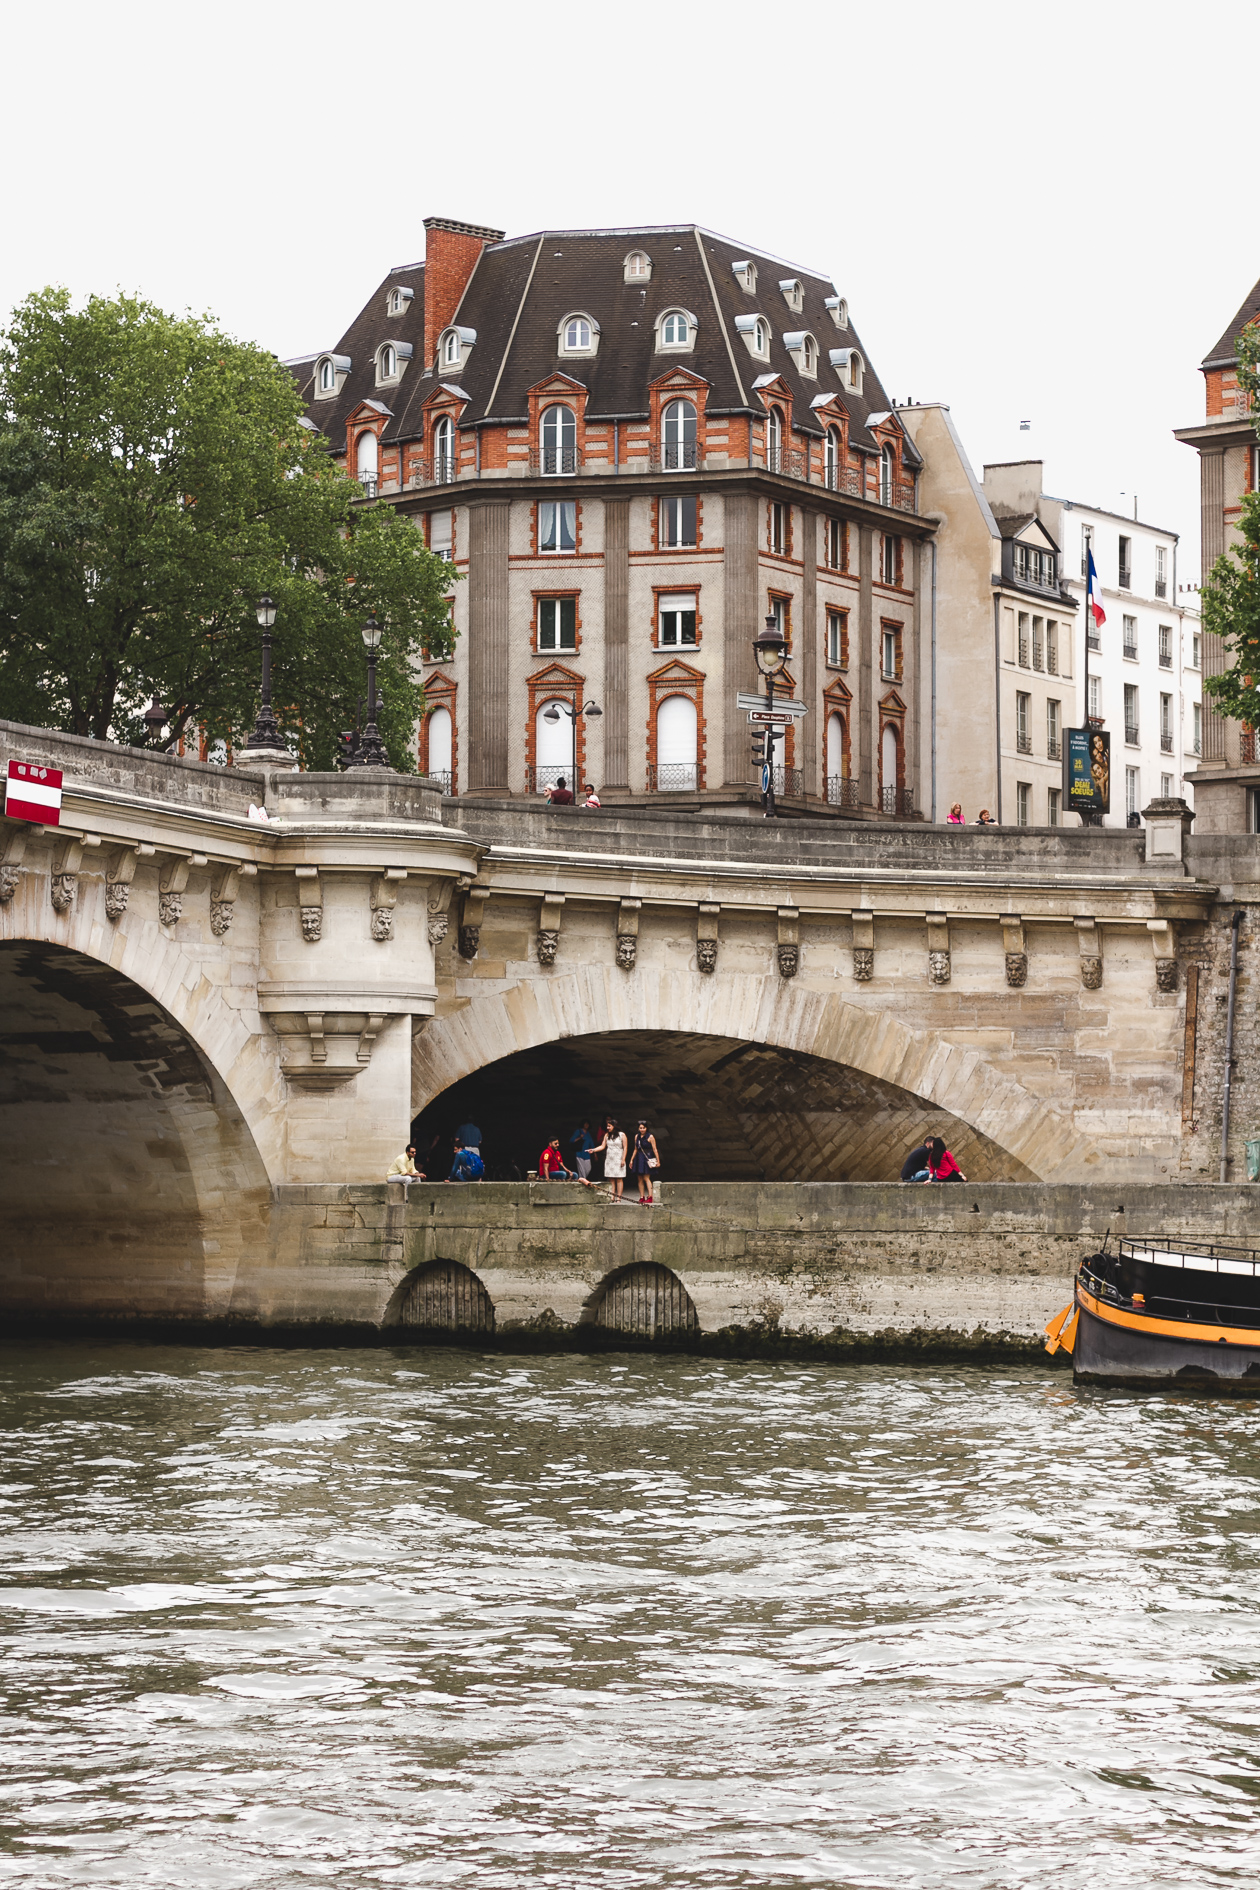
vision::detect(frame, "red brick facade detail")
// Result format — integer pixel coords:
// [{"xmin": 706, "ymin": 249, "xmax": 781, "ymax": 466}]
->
[
  {"xmin": 647, "ymin": 365, "xmax": 710, "ymax": 462},
  {"xmin": 418, "ymin": 670, "xmax": 458, "ymax": 794},
  {"xmin": 526, "ymin": 662, "xmax": 587, "ymax": 788},
  {"xmin": 422, "ymin": 220, "xmax": 499, "ymax": 371},
  {"xmin": 526, "ymin": 374, "xmax": 589, "ymax": 464},
  {"xmin": 646, "ymin": 658, "xmax": 706, "ymax": 790}
]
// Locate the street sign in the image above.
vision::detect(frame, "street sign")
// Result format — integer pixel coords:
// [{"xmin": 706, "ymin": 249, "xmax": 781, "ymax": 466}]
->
[
  {"xmin": 748, "ymin": 710, "xmax": 801, "ymax": 726},
  {"xmin": 737, "ymin": 692, "xmax": 808, "ymax": 715},
  {"xmin": 5, "ymin": 760, "xmax": 62, "ymax": 827}
]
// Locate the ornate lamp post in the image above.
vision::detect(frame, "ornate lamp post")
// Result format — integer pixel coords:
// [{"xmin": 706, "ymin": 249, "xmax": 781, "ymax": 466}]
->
[
  {"xmin": 752, "ymin": 614, "xmax": 788, "ymax": 818},
  {"xmin": 542, "ymin": 697, "xmax": 602, "ymax": 795},
  {"xmin": 238, "ymin": 593, "xmax": 294, "ymax": 764},
  {"xmin": 142, "ymin": 693, "xmax": 168, "ymax": 745},
  {"xmin": 347, "ymin": 615, "xmax": 392, "ymax": 769}
]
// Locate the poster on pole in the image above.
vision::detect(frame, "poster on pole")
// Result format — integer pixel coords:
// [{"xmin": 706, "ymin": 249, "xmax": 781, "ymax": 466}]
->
[{"xmin": 1063, "ymin": 727, "xmax": 1109, "ymax": 816}]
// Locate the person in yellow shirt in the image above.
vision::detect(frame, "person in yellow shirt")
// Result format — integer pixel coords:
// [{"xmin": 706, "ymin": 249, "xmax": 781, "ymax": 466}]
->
[{"xmin": 386, "ymin": 1146, "xmax": 425, "ymax": 1189}]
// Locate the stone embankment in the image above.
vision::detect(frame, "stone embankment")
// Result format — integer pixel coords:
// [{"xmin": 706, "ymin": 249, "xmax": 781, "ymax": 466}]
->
[{"xmin": 12, "ymin": 1183, "xmax": 1258, "ymax": 1362}]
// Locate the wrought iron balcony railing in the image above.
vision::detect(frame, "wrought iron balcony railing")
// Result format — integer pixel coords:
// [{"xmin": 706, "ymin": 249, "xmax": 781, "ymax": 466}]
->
[
  {"xmin": 823, "ymin": 464, "xmax": 865, "ymax": 497},
  {"xmin": 647, "ymin": 762, "xmax": 699, "ymax": 793},
  {"xmin": 424, "ymin": 770, "xmax": 453, "ymax": 795},
  {"xmin": 1016, "ymin": 730, "xmax": 1033, "ymax": 754},
  {"xmin": 651, "ymin": 444, "xmax": 700, "ymax": 472},
  {"xmin": 1158, "ymin": 651, "xmax": 1172, "ymax": 668},
  {"xmin": 525, "ymin": 765, "xmax": 575, "ymax": 795},
  {"xmin": 880, "ymin": 786, "xmax": 916, "ymax": 816},
  {"xmin": 765, "ymin": 766, "xmax": 802, "ymax": 799},
  {"xmin": 1155, "ymin": 579, "xmax": 1167, "ymax": 598},
  {"xmin": 1161, "ymin": 733, "xmax": 1174, "ymax": 753},
  {"xmin": 358, "ymin": 475, "xmax": 378, "ymax": 499},
  {"xmin": 765, "ymin": 445, "xmax": 807, "ymax": 480},
  {"xmin": 1048, "ymin": 736, "xmax": 1062, "ymax": 760},
  {"xmin": 1125, "ymin": 723, "xmax": 1140, "ymax": 745},
  {"xmin": 826, "ymin": 775, "xmax": 861, "ymax": 807},
  {"xmin": 530, "ymin": 448, "xmax": 583, "ymax": 475}
]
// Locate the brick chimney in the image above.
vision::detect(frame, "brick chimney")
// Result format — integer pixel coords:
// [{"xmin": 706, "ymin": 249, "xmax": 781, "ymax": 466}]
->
[{"xmin": 423, "ymin": 217, "xmax": 505, "ymax": 371}]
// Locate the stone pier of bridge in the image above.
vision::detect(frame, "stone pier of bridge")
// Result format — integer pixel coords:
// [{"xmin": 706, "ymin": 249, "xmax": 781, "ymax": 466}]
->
[{"xmin": 1, "ymin": 718, "xmax": 1256, "ymax": 1337}]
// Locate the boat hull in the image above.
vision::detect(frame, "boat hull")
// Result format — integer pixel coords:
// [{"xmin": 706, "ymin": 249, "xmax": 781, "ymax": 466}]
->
[{"xmin": 1074, "ymin": 1292, "xmax": 1260, "ymax": 1392}]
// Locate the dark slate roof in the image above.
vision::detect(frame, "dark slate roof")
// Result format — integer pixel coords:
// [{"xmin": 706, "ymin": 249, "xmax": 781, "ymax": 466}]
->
[
  {"xmin": 296, "ymin": 262, "xmax": 427, "ymax": 444},
  {"xmin": 300, "ymin": 224, "xmax": 917, "ymax": 463},
  {"xmin": 1203, "ymin": 271, "xmax": 1260, "ymax": 369},
  {"xmin": 988, "ymin": 508, "xmax": 1061, "ymax": 551}
]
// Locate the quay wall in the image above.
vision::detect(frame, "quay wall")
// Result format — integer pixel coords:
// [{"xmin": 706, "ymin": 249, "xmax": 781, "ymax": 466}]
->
[{"xmin": 6, "ymin": 1182, "xmax": 1258, "ymax": 1356}]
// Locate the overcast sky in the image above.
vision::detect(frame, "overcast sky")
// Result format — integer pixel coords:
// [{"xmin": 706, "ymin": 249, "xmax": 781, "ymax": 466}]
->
[{"xmin": 5, "ymin": 0, "xmax": 1255, "ymax": 585}]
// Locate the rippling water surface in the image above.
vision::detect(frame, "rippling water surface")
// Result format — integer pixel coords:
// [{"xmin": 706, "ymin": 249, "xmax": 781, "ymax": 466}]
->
[{"xmin": 2, "ymin": 1345, "xmax": 1260, "ymax": 1886}]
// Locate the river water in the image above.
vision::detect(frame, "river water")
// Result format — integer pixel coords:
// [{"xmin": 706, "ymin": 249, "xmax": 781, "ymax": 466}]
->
[{"xmin": 2, "ymin": 1345, "xmax": 1259, "ymax": 1887}]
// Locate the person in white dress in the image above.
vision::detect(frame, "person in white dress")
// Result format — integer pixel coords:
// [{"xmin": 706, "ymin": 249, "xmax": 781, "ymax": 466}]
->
[{"xmin": 591, "ymin": 1117, "xmax": 627, "ymax": 1200}]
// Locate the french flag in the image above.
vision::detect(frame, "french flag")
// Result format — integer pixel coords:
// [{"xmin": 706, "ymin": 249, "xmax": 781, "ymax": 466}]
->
[{"xmin": 1087, "ymin": 548, "xmax": 1107, "ymax": 629}]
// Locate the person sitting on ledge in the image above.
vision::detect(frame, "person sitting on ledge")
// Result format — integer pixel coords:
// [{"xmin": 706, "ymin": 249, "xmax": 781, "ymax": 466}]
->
[
  {"xmin": 923, "ymin": 1137, "xmax": 966, "ymax": 1183},
  {"xmin": 387, "ymin": 1146, "xmax": 425, "ymax": 1188},
  {"xmin": 446, "ymin": 1139, "xmax": 485, "ymax": 1183},
  {"xmin": 900, "ymin": 1142, "xmax": 931, "ymax": 1182},
  {"xmin": 545, "ymin": 775, "xmax": 574, "ymax": 805},
  {"xmin": 539, "ymin": 1136, "xmax": 576, "ymax": 1180}
]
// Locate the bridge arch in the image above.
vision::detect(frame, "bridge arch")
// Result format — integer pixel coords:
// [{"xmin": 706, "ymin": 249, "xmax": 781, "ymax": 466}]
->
[
  {"xmin": 585, "ymin": 1263, "xmax": 700, "ymax": 1337},
  {"xmin": 412, "ymin": 968, "xmax": 1096, "ymax": 1181},
  {"xmin": 385, "ymin": 1259, "xmax": 496, "ymax": 1334}
]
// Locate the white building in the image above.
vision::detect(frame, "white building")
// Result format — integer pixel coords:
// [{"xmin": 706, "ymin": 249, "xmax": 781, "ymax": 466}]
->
[{"xmin": 984, "ymin": 467, "xmax": 1200, "ymax": 828}]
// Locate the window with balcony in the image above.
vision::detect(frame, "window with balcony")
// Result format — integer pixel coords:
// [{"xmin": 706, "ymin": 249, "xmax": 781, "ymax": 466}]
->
[
  {"xmin": 432, "ymin": 415, "xmax": 455, "ymax": 483},
  {"xmin": 1048, "ymin": 787, "xmax": 1060, "ymax": 826},
  {"xmin": 654, "ymin": 694, "xmax": 698, "ymax": 792},
  {"xmin": 1014, "ymin": 544, "xmax": 1057, "ymax": 588},
  {"xmin": 1160, "ymin": 693, "xmax": 1173, "ymax": 753},
  {"xmin": 1192, "ymin": 633, "xmax": 1201, "ymax": 669},
  {"xmin": 1016, "ymin": 691, "xmax": 1031, "ymax": 753},
  {"xmin": 1016, "ymin": 782, "xmax": 1031, "ymax": 827},
  {"xmin": 1046, "ymin": 618, "xmax": 1058, "ymax": 674},
  {"xmin": 882, "ymin": 533, "xmax": 900, "ymax": 586},
  {"xmin": 1032, "ymin": 615, "xmax": 1044, "ymax": 670},
  {"xmin": 827, "ymin": 608, "xmax": 848, "ymax": 667},
  {"xmin": 1047, "ymin": 698, "xmax": 1061, "ymax": 759},
  {"xmin": 1118, "ymin": 535, "xmax": 1132, "ymax": 590},
  {"xmin": 356, "ymin": 428, "xmax": 378, "ymax": 493},
  {"xmin": 1123, "ymin": 615, "xmax": 1138, "ymax": 659},
  {"xmin": 658, "ymin": 595, "xmax": 698, "ymax": 647},
  {"xmin": 1156, "ymin": 546, "xmax": 1168, "ymax": 598},
  {"xmin": 538, "ymin": 501, "xmax": 576, "ymax": 553},
  {"xmin": 1018, "ymin": 611, "xmax": 1030, "ymax": 667},
  {"xmin": 540, "ymin": 404, "xmax": 578, "ymax": 474},
  {"xmin": 882, "ymin": 627, "xmax": 900, "ymax": 680},
  {"xmin": 1126, "ymin": 767, "xmax": 1140, "ymax": 819},
  {"xmin": 770, "ymin": 502, "xmax": 787, "ymax": 555},
  {"xmin": 824, "ymin": 428, "xmax": 842, "ymax": 491},
  {"xmin": 1124, "ymin": 683, "xmax": 1139, "ymax": 745},
  {"xmin": 659, "ymin": 495, "xmax": 697, "ymax": 548},
  {"xmin": 1193, "ymin": 702, "xmax": 1202, "ymax": 754},
  {"xmin": 537, "ymin": 598, "xmax": 577, "ymax": 652},
  {"xmin": 661, "ymin": 399, "xmax": 697, "ymax": 470},
  {"xmin": 880, "ymin": 444, "xmax": 895, "ymax": 507},
  {"xmin": 425, "ymin": 705, "xmax": 452, "ymax": 792},
  {"xmin": 766, "ymin": 406, "xmax": 783, "ymax": 472},
  {"xmin": 1088, "ymin": 675, "xmax": 1101, "ymax": 721},
  {"xmin": 1158, "ymin": 624, "xmax": 1172, "ymax": 667},
  {"xmin": 824, "ymin": 517, "xmax": 847, "ymax": 569}
]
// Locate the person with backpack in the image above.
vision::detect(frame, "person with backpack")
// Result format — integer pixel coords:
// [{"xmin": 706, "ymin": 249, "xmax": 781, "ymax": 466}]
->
[{"xmin": 446, "ymin": 1138, "xmax": 485, "ymax": 1182}]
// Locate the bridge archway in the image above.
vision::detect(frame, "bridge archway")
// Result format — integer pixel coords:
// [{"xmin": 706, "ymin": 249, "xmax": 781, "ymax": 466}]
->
[
  {"xmin": 412, "ymin": 969, "xmax": 1095, "ymax": 1180},
  {"xmin": 0, "ymin": 941, "xmax": 270, "ymax": 1318}
]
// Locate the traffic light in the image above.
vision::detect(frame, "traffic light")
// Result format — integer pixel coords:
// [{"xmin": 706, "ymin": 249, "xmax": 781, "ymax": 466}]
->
[
  {"xmin": 336, "ymin": 730, "xmax": 357, "ymax": 769},
  {"xmin": 750, "ymin": 729, "xmax": 766, "ymax": 767}
]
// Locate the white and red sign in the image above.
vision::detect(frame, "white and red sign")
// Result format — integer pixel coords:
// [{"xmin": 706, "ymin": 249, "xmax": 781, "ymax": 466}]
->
[{"xmin": 5, "ymin": 760, "xmax": 63, "ymax": 827}]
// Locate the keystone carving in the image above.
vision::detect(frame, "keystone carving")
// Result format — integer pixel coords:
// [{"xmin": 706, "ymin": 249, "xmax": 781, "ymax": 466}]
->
[
  {"xmin": 51, "ymin": 873, "xmax": 77, "ymax": 913},
  {"xmin": 696, "ymin": 937, "xmax": 718, "ymax": 974},
  {"xmin": 1080, "ymin": 955, "xmax": 1103, "ymax": 990},
  {"xmin": 104, "ymin": 844, "xmax": 142, "ymax": 922},
  {"xmin": 209, "ymin": 863, "xmax": 243, "ymax": 940},
  {"xmin": 159, "ymin": 892, "xmax": 183, "ymax": 927},
  {"xmin": 0, "ymin": 866, "xmax": 20, "ymax": 904},
  {"xmin": 458, "ymin": 884, "xmax": 489, "ymax": 959},
  {"xmin": 105, "ymin": 881, "xmax": 129, "ymax": 919},
  {"xmin": 210, "ymin": 899, "xmax": 235, "ymax": 937},
  {"xmin": 370, "ymin": 870, "xmax": 404, "ymax": 944},
  {"xmin": 296, "ymin": 866, "xmax": 321, "ymax": 944},
  {"xmin": 928, "ymin": 950, "xmax": 951, "ymax": 986},
  {"xmin": 371, "ymin": 907, "xmax": 394, "ymax": 942},
  {"xmin": 458, "ymin": 925, "xmax": 480, "ymax": 959},
  {"xmin": 696, "ymin": 901, "xmax": 720, "ymax": 975},
  {"xmin": 428, "ymin": 912, "xmax": 450, "ymax": 945},
  {"xmin": 300, "ymin": 906, "xmax": 323, "ymax": 943},
  {"xmin": 616, "ymin": 934, "xmax": 638, "ymax": 971},
  {"xmin": 1005, "ymin": 952, "xmax": 1028, "ymax": 987},
  {"xmin": 1075, "ymin": 918, "xmax": 1102, "ymax": 992},
  {"xmin": 852, "ymin": 948, "xmax": 874, "ymax": 981},
  {"xmin": 1155, "ymin": 958, "xmax": 1179, "ymax": 993},
  {"xmin": 777, "ymin": 943, "xmax": 799, "ymax": 979},
  {"xmin": 616, "ymin": 897, "xmax": 641, "ymax": 972},
  {"xmin": 536, "ymin": 929, "xmax": 559, "ymax": 967},
  {"xmin": 157, "ymin": 855, "xmax": 191, "ymax": 929}
]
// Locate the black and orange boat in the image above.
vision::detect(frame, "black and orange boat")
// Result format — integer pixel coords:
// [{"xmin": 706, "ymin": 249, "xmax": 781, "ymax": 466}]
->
[{"xmin": 1046, "ymin": 1236, "xmax": 1260, "ymax": 1391}]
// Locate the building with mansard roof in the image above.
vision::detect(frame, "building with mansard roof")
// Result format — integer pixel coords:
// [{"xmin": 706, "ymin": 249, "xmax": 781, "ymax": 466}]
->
[{"xmin": 288, "ymin": 216, "xmax": 933, "ymax": 813}]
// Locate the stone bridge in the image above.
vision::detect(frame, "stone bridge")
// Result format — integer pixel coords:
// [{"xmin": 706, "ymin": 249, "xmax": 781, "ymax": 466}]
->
[{"xmin": 0, "ymin": 718, "xmax": 1255, "ymax": 1329}]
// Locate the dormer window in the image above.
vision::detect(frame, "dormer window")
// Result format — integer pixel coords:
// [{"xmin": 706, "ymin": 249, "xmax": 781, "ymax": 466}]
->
[
  {"xmin": 656, "ymin": 308, "xmax": 697, "ymax": 353},
  {"xmin": 375, "ymin": 341, "xmax": 412, "ymax": 386},
  {"xmin": 439, "ymin": 326, "xmax": 476, "ymax": 370},
  {"xmin": 825, "ymin": 296, "xmax": 848, "ymax": 329},
  {"xmin": 624, "ymin": 250, "xmax": 652, "ymax": 282},
  {"xmin": 831, "ymin": 348, "xmax": 863, "ymax": 394},
  {"xmin": 558, "ymin": 313, "xmax": 599, "ymax": 358},
  {"xmin": 783, "ymin": 332, "xmax": 818, "ymax": 378},
  {"xmin": 735, "ymin": 314, "xmax": 769, "ymax": 360},
  {"xmin": 443, "ymin": 331, "xmax": 459, "ymax": 366},
  {"xmin": 847, "ymin": 350, "xmax": 864, "ymax": 394},
  {"xmin": 779, "ymin": 278, "xmax": 804, "ymax": 313},
  {"xmin": 386, "ymin": 286, "xmax": 414, "ymax": 316},
  {"xmin": 731, "ymin": 259, "xmax": 758, "ymax": 294},
  {"xmin": 314, "ymin": 353, "xmax": 350, "ymax": 400}
]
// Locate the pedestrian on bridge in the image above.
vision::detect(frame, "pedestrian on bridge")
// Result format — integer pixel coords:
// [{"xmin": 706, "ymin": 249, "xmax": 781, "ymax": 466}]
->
[
  {"xmin": 387, "ymin": 1146, "xmax": 426, "ymax": 1191},
  {"xmin": 924, "ymin": 1138, "xmax": 966, "ymax": 1183},
  {"xmin": 947, "ymin": 803, "xmax": 966, "ymax": 825},
  {"xmin": 631, "ymin": 1120, "xmax": 661, "ymax": 1205},
  {"xmin": 592, "ymin": 1118, "xmax": 627, "ymax": 1200}
]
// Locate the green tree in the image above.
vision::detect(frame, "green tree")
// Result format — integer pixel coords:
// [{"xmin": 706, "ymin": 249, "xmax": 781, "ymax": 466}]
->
[
  {"xmin": 1202, "ymin": 321, "xmax": 1260, "ymax": 729},
  {"xmin": 0, "ymin": 287, "xmax": 457, "ymax": 769}
]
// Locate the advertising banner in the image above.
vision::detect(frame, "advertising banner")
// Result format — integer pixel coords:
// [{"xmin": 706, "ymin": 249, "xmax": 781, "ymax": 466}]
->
[{"xmin": 1064, "ymin": 727, "xmax": 1109, "ymax": 816}]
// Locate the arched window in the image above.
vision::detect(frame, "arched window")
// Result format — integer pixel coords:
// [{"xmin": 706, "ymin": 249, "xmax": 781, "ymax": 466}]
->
[
  {"xmin": 662, "ymin": 311, "xmax": 690, "ymax": 346},
  {"xmin": 849, "ymin": 350, "xmax": 864, "ymax": 393},
  {"xmin": 378, "ymin": 344, "xmax": 396, "ymax": 381},
  {"xmin": 356, "ymin": 430, "xmax": 378, "ymax": 490},
  {"xmin": 825, "ymin": 427, "xmax": 841, "ymax": 490},
  {"xmin": 880, "ymin": 722, "xmax": 901, "ymax": 810},
  {"xmin": 625, "ymin": 250, "xmax": 651, "ymax": 280},
  {"xmin": 755, "ymin": 319, "xmax": 768, "ymax": 353},
  {"xmin": 766, "ymin": 407, "xmax": 782, "ymax": 473},
  {"xmin": 535, "ymin": 700, "xmax": 571, "ymax": 790},
  {"xmin": 802, "ymin": 334, "xmax": 817, "ymax": 375},
  {"xmin": 443, "ymin": 330, "xmax": 460, "ymax": 365},
  {"xmin": 426, "ymin": 706, "xmax": 452, "ymax": 791},
  {"xmin": 655, "ymin": 694, "xmax": 698, "ymax": 792},
  {"xmin": 432, "ymin": 415, "xmax": 455, "ymax": 482},
  {"xmin": 826, "ymin": 711, "xmax": 850, "ymax": 800},
  {"xmin": 881, "ymin": 444, "xmax": 895, "ymax": 506},
  {"xmin": 317, "ymin": 358, "xmax": 335, "ymax": 394},
  {"xmin": 661, "ymin": 399, "xmax": 697, "ymax": 471},
  {"xmin": 540, "ymin": 404, "xmax": 577, "ymax": 475}
]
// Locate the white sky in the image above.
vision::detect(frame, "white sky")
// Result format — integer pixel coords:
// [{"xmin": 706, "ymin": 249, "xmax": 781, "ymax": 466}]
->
[{"xmin": 4, "ymin": 0, "xmax": 1256, "ymax": 586}]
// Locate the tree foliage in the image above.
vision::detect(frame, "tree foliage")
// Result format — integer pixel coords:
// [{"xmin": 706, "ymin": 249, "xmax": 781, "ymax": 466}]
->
[
  {"xmin": 1202, "ymin": 321, "xmax": 1260, "ymax": 729},
  {"xmin": 0, "ymin": 288, "xmax": 458, "ymax": 768}
]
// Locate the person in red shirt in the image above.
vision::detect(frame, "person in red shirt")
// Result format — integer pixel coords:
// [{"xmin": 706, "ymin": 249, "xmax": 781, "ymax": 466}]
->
[
  {"xmin": 545, "ymin": 775, "xmax": 575, "ymax": 805},
  {"xmin": 539, "ymin": 1137, "xmax": 574, "ymax": 1180},
  {"xmin": 924, "ymin": 1137, "xmax": 966, "ymax": 1182}
]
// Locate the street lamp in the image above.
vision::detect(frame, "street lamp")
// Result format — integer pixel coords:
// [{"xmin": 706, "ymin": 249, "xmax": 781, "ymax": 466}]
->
[
  {"xmin": 143, "ymin": 693, "xmax": 168, "ymax": 745},
  {"xmin": 241, "ymin": 592, "xmax": 283, "ymax": 754},
  {"xmin": 347, "ymin": 614, "xmax": 392, "ymax": 769},
  {"xmin": 752, "ymin": 613, "xmax": 788, "ymax": 818},
  {"xmin": 542, "ymin": 697, "xmax": 602, "ymax": 797}
]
